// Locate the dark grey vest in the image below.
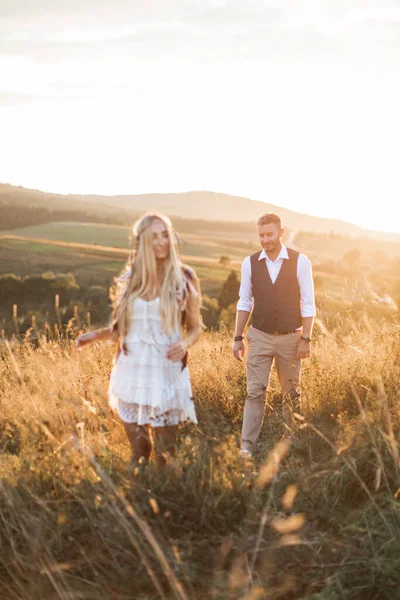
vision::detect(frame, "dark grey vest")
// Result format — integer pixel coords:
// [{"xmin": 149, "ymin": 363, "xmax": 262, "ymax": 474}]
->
[{"xmin": 250, "ymin": 248, "xmax": 302, "ymax": 334}]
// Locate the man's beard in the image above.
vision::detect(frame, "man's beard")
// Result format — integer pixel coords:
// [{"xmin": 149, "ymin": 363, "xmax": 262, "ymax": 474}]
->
[{"xmin": 263, "ymin": 241, "xmax": 278, "ymax": 251}]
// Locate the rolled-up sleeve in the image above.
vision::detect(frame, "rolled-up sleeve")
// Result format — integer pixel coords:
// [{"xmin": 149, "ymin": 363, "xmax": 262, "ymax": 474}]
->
[
  {"xmin": 237, "ymin": 256, "xmax": 253, "ymax": 312},
  {"xmin": 297, "ymin": 254, "xmax": 317, "ymax": 318}
]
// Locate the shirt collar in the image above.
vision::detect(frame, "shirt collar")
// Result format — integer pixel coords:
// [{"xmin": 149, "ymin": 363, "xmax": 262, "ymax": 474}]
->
[{"xmin": 258, "ymin": 244, "xmax": 289, "ymax": 263}]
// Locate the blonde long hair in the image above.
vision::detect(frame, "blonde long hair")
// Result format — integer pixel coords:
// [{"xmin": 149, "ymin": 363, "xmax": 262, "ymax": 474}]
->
[{"xmin": 111, "ymin": 213, "xmax": 197, "ymax": 347}]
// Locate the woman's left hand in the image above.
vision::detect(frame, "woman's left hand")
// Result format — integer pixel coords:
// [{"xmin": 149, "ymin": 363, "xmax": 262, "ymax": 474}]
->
[{"xmin": 166, "ymin": 340, "xmax": 188, "ymax": 362}]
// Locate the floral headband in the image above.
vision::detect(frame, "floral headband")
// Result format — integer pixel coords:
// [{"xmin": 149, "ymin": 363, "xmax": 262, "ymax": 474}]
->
[{"xmin": 132, "ymin": 222, "xmax": 183, "ymax": 245}]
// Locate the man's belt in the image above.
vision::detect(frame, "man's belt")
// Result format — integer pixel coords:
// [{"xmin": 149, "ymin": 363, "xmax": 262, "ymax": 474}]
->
[{"xmin": 271, "ymin": 329, "xmax": 298, "ymax": 336}]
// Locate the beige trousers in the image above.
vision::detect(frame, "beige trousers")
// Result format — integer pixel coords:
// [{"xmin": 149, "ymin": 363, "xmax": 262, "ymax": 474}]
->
[{"xmin": 241, "ymin": 326, "xmax": 301, "ymax": 452}]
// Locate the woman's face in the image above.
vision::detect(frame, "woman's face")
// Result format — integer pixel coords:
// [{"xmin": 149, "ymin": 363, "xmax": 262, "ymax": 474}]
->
[{"xmin": 151, "ymin": 218, "xmax": 170, "ymax": 261}]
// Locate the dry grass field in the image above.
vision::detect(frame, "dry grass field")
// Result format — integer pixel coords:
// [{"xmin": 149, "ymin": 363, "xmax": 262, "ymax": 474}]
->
[{"xmin": 0, "ymin": 316, "xmax": 399, "ymax": 599}]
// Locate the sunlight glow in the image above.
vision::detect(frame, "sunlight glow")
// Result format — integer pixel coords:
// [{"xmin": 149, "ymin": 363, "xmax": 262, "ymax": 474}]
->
[{"xmin": 1, "ymin": 2, "xmax": 400, "ymax": 233}]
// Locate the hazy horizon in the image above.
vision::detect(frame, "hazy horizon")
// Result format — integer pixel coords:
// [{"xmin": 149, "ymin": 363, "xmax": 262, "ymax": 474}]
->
[
  {"xmin": 3, "ymin": 181, "xmax": 400, "ymax": 237},
  {"xmin": 1, "ymin": 1, "xmax": 400, "ymax": 232}
]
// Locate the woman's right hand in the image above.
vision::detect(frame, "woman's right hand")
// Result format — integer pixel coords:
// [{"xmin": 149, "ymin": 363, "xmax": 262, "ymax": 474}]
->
[{"xmin": 76, "ymin": 331, "xmax": 96, "ymax": 350}]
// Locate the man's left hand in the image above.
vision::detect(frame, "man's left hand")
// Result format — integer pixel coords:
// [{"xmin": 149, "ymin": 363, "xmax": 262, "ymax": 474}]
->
[{"xmin": 296, "ymin": 339, "xmax": 311, "ymax": 361}]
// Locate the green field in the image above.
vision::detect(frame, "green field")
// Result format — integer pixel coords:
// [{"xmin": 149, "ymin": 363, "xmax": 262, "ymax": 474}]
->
[
  {"xmin": 0, "ymin": 234, "xmax": 237, "ymax": 298},
  {"xmin": 4, "ymin": 221, "xmax": 258, "ymax": 261},
  {"xmin": 4, "ymin": 222, "xmax": 131, "ymax": 248},
  {"xmin": 1, "ymin": 237, "xmax": 76, "ymax": 254},
  {"xmin": 1, "ymin": 221, "xmax": 247, "ymax": 300}
]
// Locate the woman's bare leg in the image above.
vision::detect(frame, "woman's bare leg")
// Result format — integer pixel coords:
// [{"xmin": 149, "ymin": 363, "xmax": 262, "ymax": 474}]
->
[
  {"xmin": 152, "ymin": 425, "xmax": 177, "ymax": 468},
  {"xmin": 122, "ymin": 422, "xmax": 152, "ymax": 463}
]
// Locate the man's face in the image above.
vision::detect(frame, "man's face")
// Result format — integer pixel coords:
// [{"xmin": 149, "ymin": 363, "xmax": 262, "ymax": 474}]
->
[{"xmin": 258, "ymin": 222, "xmax": 284, "ymax": 253}]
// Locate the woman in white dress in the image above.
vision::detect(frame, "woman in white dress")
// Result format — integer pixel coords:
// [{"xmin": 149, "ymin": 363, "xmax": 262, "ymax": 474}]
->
[{"xmin": 76, "ymin": 213, "xmax": 202, "ymax": 466}]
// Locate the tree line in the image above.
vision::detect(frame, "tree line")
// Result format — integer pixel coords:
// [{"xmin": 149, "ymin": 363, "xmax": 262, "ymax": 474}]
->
[
  {"xmin": 0, "ymin": 199, "xmax": 259, "ymax": 239},
  {"xmin": 0, "ymin": 272, "xmax": 110, "ymax": 337},
  {"xmin": 0, "ymin": 202, "xmax": 126, "ymax": 231},
  {"xmin": 0, "ymin": 269, "xmax": 241, "ymax": 338}
]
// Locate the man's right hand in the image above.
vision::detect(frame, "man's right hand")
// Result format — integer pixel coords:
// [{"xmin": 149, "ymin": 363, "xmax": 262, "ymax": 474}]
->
[{"xmin": 232, "ymin": 340, "xmax": 245, "ymax": 362}]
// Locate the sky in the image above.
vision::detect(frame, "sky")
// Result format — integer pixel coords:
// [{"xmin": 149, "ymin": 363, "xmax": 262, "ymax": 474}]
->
[{"xmin": 1, "ymin": 1, "xmax": 400, "ymax": 233}]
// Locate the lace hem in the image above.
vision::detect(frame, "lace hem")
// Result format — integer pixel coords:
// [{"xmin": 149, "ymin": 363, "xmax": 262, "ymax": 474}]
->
[{"xmin": 111, "ymin": 394, "xmax": 198, "ymax": 426}]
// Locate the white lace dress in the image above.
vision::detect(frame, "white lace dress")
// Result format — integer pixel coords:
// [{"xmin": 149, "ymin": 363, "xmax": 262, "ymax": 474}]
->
[{"xmin": 108, "ymin": 297, "xmax": 197, "ymax": 427}]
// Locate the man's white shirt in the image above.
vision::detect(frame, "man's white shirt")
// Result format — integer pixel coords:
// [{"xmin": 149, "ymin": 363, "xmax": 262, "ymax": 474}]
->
[{"xmin": 237, "ymin": 245, "xmax": 316, "ymax": 318}]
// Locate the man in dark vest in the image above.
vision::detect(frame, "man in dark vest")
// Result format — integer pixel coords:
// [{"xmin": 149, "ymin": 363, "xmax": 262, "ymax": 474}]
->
[{"xmin": 232, "ymin": 212, "xmax": 316, "ymax": 458}]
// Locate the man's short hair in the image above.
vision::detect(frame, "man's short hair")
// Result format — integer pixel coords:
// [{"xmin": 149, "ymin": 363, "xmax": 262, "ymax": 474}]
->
[{"xmin": 257, "ymin": 212, "xmax": 282, "ymax": 229}]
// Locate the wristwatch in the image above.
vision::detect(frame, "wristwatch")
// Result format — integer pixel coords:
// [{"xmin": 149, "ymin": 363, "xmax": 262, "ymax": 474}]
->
[
  {"xmin": 234, "ymin": 335, "xmax": 244, "ymax": 342},
  {"xmin": 300, "ymin": 336, "xmax": 312, "ymax": 343}
]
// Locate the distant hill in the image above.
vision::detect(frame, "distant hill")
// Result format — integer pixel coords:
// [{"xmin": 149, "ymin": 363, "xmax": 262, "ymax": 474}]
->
[{"xmin": 1, "ymin": 183, "xmax": 399, "ymax": 242}]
